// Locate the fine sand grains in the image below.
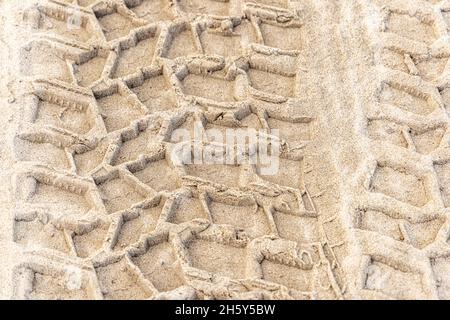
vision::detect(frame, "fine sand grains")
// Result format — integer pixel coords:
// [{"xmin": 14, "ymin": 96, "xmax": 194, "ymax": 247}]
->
[{"xmin": 1, "ymin": 0, "xmax": 450, "ymax": 300}]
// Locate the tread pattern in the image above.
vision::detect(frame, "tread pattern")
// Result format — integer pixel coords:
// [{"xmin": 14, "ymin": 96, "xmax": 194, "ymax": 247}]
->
[
  {"xmin": 344, "ymin": 0, "xmax": 450, "ymax": 299},
  {"xmin": 10, "ymin": 0, "xmax": 345, "ymax": 300}
]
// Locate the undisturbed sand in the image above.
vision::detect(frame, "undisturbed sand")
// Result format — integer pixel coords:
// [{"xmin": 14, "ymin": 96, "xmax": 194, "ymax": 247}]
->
[{"xmin": 0, "ymin": 0, "xmax": 450, "ymax": 300}]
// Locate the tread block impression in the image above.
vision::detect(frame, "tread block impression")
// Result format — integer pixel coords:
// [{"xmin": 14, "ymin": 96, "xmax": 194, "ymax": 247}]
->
[
  {"xmin": 355, "ymin": 209, "xmax": 444, "ymax": 249},
  {"xmin": 112, "ymin": 27, "xmax": 159, "ymax": 78},
  {"xmin": 94, "ymin": 84, "xmax": 147, "ymax": 133},
  {"xmin": 379, "ymin": 83, "xmax": 436, "ymax": 116},
  {"xmin": 113, "ymin": 198, "xmax": 164, "ymax": 250},
  {"xmin": 94, "ymin": 171, "xmax": 148, "ymax": 214},
  {"xmin": 369, "ymin": 164, "xmax": 429, "ymax": 207},
  {"xmin": 124, "ymin": 0, "xmax": 175, "ymax": 22},
  {"xmin": 261, "ymin": 260, "xmax": 314, "ymax": 292},
  {"xmin": 186, "ymin": 239, "xmax": 247, "ymax": 279},
  {"xmin": 93, "ymin": 4, "xmax": 140, "ymax": 41},
  {"xmin": 95, "ymin": 257, "xmax": 151, "ymax": 299},
  {"xmin": 130, "ymin": 239, "xmax": 186, "ymax": 292},
  {"xmin": 167, "ymin": 194, "xmax": 208, "ymax": 224},
  {"xmin": 16, "ymin": 266, "xmax": 95, "ymax": 300},
  {"xmin": 13, "ymin": 214, "xmax": 70, "ymax": 253},
  {"xmin": 384, "ymin": 11, "xmax": 437, "ymax": 45},
  {"xmin": 364, "ymin": 258, "xmax": 425, "ymax": 299}
]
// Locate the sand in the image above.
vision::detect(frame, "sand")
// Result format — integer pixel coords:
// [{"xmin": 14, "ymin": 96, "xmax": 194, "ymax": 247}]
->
[{"xmin": 0, "ymin": 0, "xmax": 449, "ymax": 300}]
